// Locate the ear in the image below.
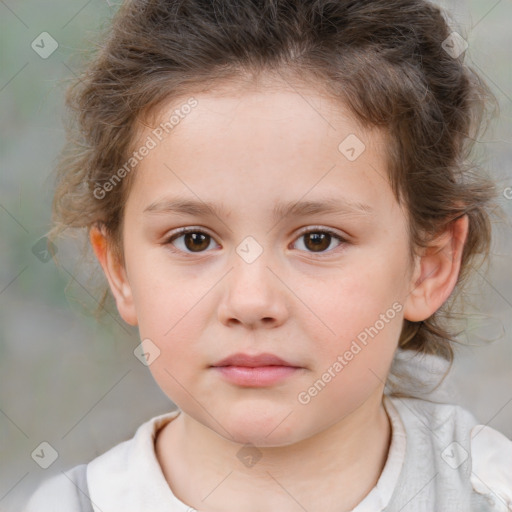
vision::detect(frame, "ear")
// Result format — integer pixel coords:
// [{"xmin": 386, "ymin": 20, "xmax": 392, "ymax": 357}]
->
[
  {"xmin": 89, "ymin": 224, "xmax": 138, "ymax": 326},
  {"xmin": 403, "ymin": 214, "xmax": 469, "ymax": 322}
]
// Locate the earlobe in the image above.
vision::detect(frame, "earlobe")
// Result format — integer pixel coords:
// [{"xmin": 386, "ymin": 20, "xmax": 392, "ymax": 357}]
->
[
  {"xmin": 89, "ymin": 224, "xmax": 138, "ymax": 326},
  {"xmin": 403, "ymin": 215, "xmax": 469, "ymax": 322}
]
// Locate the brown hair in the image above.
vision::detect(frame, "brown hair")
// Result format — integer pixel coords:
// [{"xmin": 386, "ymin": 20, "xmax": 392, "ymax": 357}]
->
[{"xmin": 48, "ymin": 0, "xmax": 499, "ymax": 368}]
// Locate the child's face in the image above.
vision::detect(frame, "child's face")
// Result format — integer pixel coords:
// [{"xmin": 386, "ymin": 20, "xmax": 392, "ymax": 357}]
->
[{"xmin": 113, "ymin": 81, "xmax": 418, "ymax": 445}]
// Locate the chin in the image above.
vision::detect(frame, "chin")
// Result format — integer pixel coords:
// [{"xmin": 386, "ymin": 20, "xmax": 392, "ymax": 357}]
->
[{"xmin": 212, "ymin": 401, "xmax": 306, "ymax": 447}]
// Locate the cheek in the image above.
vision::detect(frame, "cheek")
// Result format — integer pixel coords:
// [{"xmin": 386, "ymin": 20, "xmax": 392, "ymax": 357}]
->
[
  {"xmin": 129, "ymin": 270, "xmax": 209, "ymax": 388},
  {"xmin": 304, "ymin": 258, "xmax": 406, "ymax": 382},
  {"xmin": 318, "ymin": 269, "xmax": 403, "ymax": 338},
  {"xmin": 142, "ymin": 321, "xmax": 205, "ymax": 406},
  {"xmin": 299, "ymin": 285, "xmax": 403, "ymax": 417},
  {"xmin": 128, "ymin": 257, "xmax": 207, "ymax": 339}
]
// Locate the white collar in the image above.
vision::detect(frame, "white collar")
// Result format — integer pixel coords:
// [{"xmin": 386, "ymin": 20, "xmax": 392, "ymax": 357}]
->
[
  {"xmin": 350, "ymin": 395, "xmax": 407, "ymax": 511},
  {"xmin": 87, "ymin": 395, "xmax": 406, "ymax": 512},
  {"xmin": 87, "ymin": 409, "xmax": 188, "ymax": 512}
]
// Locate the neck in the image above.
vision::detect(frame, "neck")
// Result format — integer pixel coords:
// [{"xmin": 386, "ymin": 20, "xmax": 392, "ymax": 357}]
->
[{"xmin": 156, "ymin": 390, "xmax": 392, "ymax": 512}]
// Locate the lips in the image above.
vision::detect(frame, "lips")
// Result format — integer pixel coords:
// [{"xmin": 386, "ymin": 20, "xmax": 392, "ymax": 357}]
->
[
  {"xmin": 210, "ymin": 353, "xmax": 302, "ymax": 387},
  {"xmin": 212, "ymin": 352, "xmax": 298, "ymax": 368}
]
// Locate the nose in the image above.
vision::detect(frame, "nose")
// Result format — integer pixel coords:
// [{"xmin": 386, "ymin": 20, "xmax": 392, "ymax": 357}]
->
[{"xmin": 217, "ymin": 251, "xmax": 289, "ymax": 330}]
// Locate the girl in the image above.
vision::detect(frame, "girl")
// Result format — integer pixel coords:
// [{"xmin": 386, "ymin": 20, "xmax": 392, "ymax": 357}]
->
[{"xmin": 25, "ymin": 0, "xmax": 512, "ymax": 510}]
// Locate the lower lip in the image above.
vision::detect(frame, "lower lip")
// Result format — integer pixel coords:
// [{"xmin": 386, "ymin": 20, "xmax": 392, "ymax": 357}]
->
[{"xmin": 212, "ymin": 365, "xmax": 301, "ymax": 387}]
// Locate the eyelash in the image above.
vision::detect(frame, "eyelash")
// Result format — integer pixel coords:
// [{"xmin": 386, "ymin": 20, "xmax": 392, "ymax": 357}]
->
[{"xmin": 163, "ymin": 226, "xmax": 348, "ymax": 257}]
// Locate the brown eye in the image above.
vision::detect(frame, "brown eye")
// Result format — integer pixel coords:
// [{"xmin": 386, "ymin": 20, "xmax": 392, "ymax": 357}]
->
[
  {"xmin": 303, "ymin": 232, "xmax": 331, "ymax": 252},
  {"xmin": 166, "ymin": 229, "xmax": 218, "ymax": 254},
  {"xmin": 183, "ymin": 232, "xmax": 211, "ymax": 252},
  {"xmin": 292, "ymin": 229, "xmax": 345, "ymax": 254}
]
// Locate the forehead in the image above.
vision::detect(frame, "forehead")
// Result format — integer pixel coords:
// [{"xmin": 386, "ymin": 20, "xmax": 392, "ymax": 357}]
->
[
  {"xmin": 148, "ymin": 79, "xmax": 366, "ymax": 151},
  {"xmin": 126, "ymin": 80, "xmax": 395, "ymax": 220}
]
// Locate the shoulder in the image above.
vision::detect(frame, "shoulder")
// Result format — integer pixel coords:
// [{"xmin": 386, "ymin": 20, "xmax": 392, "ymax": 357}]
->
[
  {"xmin": 470, "ymin": 424, "xmax": 512, "ymax": 510},
  {"xmin": 384, "ymin": 395, "xmax": 478, "ymax": 481},
  {"xmin": 386, "ymin": 395, "xmax": 512, "ymax": 509},
  {"xmin": 23, "ymin": 410, "xmax": 181, "ymax": 512}
]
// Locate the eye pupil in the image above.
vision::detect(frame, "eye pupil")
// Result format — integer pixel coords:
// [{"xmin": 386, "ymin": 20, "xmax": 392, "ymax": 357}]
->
[
  {"xmin": 184, "ymin": 232, "xmax": 210, "ymax": 252},
  {"xmin": 305, "ymin": 233, "xmax": 330, "ymax": 252}
]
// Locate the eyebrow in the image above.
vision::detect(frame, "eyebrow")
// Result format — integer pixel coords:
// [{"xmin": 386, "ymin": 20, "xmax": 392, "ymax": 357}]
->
[{"xmin": 143, "ymin": 196, "xmax": 373, "ymax": 220}]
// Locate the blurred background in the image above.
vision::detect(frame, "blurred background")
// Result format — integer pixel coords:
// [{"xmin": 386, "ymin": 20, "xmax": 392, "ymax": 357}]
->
[{"xmin": 0, "ymin": 0, "xmax": 511, "ymax": 510}]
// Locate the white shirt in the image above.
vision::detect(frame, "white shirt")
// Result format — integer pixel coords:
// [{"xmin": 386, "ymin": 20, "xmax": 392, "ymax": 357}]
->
[{"xmin": 23, "ymin": 394, "xmax": 512, "ymax": 511}]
